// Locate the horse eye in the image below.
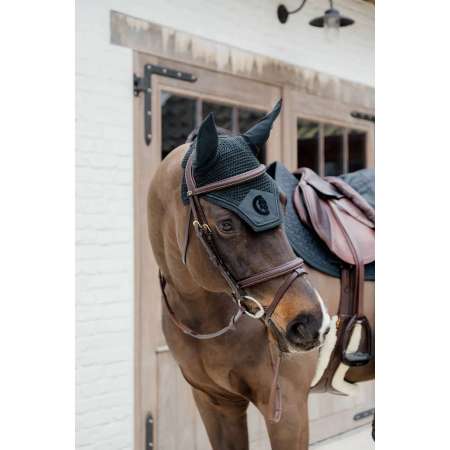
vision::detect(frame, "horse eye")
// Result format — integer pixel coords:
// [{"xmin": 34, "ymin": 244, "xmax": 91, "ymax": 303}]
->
[{"xmin": 219, "ymin": 219, "xmax": 234, "ymax": 233}]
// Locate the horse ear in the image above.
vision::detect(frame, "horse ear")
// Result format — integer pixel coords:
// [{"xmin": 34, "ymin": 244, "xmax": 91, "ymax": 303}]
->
[
  {"xmin": 242, "ymin": 99, "xmax": 282, "ymax": 149},
  {"xmin": 194, "ymin": 113, "xmax": 218, "ymax": 171}
]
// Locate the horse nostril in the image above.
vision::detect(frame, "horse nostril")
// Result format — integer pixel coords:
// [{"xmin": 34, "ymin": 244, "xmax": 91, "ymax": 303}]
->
[
  {"xmin": 294, "ymin": 317, "xmax": 310, "ymax": 337},
  {"xmin": 295, "ymin": 322, "xmax": 307, "ymax": 339},
  {"xmin": 324, "ymin": 326, "xmax": 331, "ymax": 336},
  {"xmin": 287, "ymin": 314, "xmax": 320, "ymax": 345}
]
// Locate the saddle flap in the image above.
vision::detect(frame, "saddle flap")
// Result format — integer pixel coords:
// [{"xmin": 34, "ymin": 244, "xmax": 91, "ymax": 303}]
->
[
  {"xmin": 297, "ymin": 167, "xmax": 343, "ymax": 199},
  {"xmin": 294, "ymin": 170, "xmax": 375, "ymax": 265}
]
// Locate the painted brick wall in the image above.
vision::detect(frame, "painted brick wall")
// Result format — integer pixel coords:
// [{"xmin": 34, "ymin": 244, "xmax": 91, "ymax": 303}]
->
[
  {"xmin": 76, "ymin": 1, "xmax": 134, "ymax": 449},
  {"xmin": 76, "ymin": 1, "xmax": 374, "ymax": 449}
]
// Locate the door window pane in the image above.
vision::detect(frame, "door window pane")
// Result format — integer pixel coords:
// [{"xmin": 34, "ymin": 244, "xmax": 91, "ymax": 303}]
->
[
  {"xmin": 297, "ymin": 120, "xmax": 319, "ymax": 172},
  {"xmin": 348, "ymin": 130, "xmax": 367, "ymax": 172},
  {"xmin": 238, "ymin": 108, "xmax": 265, "ymax": 133},
  {"xmin": 324, "ymin": 125, "xmax": 344, "ymax": 176},
  {"xmin": 239, "ymin": 108, "xmax": 266, "ymax": 163},
  {"xmin": 203, "ymin": 102, "xmax": 233, "ymax": 132},
  {"xmin": 161, "ymin": 92, "xmax": 196, "ymax": 159}
]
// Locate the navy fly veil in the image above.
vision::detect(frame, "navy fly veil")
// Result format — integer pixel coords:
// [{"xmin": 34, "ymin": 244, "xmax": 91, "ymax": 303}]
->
[{"xmin": 181, "ymin": 100, "xmax": 283, "ymax": 232}]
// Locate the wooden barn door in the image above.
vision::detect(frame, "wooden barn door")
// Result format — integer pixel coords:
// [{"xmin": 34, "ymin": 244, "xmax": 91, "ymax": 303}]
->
[
  {"xmin": 284, "ymin": 87, "xmax": 375, "ymax": 443},
  {"xmin": 134, "ymin": 51, "xmax": 375, "ymax": 450},
  {"xmin": 133, "ymin": 51, "xmax": 282, "ymax": 450}
]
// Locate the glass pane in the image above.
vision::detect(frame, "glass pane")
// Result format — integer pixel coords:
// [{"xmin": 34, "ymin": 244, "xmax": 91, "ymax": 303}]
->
[
  {"xmin": 324, "ymin": 125, "xmax": 344, "ymax": 176},
  {"xmin": 297, "ymin": 120, "xmax": 319, "ymax": 172},
  {"xmin": 203, "ymin": 102, "xmax": 233, "ymax": 132},
  {"xmin": 238, "ymin": 108, "xmax": 265, "ymax": 132},
  {"xmin": 161, "ymin": 92, "xmax": 196, "ymax": 159},
  {"xmin": 239, "ymin": 108, "xmax": 266, "ymax": 163},
  {"xmin": 348, "ymin": 129, "xmax": 367, "ymax": 172}
]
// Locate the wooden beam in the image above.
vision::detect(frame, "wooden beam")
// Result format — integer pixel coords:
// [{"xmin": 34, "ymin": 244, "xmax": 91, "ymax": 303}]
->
[{"xmin": 111, "ymin": 11, "xmax": 374, "ymax": 111}]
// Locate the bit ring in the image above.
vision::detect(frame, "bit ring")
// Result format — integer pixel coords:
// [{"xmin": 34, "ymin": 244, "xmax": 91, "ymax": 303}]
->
[{"xmin": 238, "ymin": 295, "xmax": 265, "ymax": 320}]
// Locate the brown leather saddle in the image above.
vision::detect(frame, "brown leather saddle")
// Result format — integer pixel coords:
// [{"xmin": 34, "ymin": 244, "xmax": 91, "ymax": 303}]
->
[{"xmin": 292, "ymin": 168, "xmax": 375, "ymax": 392}]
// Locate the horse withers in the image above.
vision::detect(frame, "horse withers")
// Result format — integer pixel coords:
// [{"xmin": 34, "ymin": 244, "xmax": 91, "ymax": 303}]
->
[{"xmin": 148, "ymin": 101, "xmax": 367, "ymax": 449}]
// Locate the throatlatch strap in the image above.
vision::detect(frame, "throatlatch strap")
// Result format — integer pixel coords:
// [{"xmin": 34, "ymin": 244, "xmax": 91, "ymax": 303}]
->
[{"xmin": 160, "ymin": 272, "xmax": 244, "ymax": 340}]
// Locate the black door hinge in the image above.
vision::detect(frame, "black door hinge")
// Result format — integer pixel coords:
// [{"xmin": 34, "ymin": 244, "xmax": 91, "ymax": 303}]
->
[
  {"xmin": 134, "ymin": 64, "xmax": 197, "ymax": 145},
  {"xmin": 353, "ymin": 407, "xmax": 375, "ymax": 421},
  {"xmin": 145, "ymin": 413, "xmax": 154, "ymax": 450}
]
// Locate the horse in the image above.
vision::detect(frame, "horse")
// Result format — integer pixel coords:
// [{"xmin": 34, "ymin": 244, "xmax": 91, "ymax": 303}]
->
[{"xmin": 148, "ymin": 100, "xmax": 374, "ymax": 449}]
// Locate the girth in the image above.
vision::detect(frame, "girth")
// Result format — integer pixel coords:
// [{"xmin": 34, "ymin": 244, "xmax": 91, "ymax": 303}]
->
[{"xmin": 161, "ymin": 152, "xmax": 307, "ymax": 423}]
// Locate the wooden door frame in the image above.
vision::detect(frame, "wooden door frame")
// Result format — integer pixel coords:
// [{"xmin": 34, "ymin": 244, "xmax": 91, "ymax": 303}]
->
[{"xmin": 133, "ymin": 51, "xmax": 283, "ymax": 450}]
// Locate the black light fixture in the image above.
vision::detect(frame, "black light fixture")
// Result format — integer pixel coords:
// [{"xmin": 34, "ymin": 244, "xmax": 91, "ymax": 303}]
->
[{"xmin": 277, "ymin": 0, "xmax": 354, "ymax": 29}]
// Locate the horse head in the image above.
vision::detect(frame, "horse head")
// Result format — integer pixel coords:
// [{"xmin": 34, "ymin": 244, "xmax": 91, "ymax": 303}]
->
[{"xmin": 150, "ymin": 100, "xmax": 330, "ymax": 353}]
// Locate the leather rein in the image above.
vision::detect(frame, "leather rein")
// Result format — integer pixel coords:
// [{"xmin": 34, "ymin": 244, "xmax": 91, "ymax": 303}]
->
[{"xmin": 159, "ymin": 153, "xmax": 307, "ymax": 422}]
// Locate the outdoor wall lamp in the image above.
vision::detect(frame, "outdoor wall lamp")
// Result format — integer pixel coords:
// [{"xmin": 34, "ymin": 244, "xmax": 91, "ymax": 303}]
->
[{"xmin": 277, "ymin": 0, "xmax": 354, "ymax": 29}]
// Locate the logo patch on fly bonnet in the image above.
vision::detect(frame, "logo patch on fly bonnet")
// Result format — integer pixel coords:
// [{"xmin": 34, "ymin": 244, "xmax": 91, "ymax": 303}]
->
[
  {"xmin": 237, "ymin": 190, "xmax": 280, "ymax": 228},
  {"xmin": 181, "ymin": 100, "xmax": 284, "ymax": 232},
  {"xmin": 253, "ymin": 195, "xmax": 270, "ymax": 215}
]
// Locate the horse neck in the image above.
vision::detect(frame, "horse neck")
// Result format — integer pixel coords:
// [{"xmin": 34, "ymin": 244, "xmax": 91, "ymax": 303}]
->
[
  {"xmin": 159, "ymin": 216, "xmax": 234, "ymax": 330},
  {"xmin": 165, "ymin": 267, "xmax": 237, "ymax": 331}
]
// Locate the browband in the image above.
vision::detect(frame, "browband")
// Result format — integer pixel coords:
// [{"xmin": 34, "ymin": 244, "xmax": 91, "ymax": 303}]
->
[{"xmin": 187, "ymin": 163, "xmax": 266, "ymax": 196}]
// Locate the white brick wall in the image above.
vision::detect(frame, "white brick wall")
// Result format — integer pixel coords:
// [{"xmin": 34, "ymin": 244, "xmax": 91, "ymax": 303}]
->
[
  {"xmin": 76, "ymin": 1, "xmax": 133, "ymax": 448},
  {"xmin": 76, "ymin": 1, "xmax": 374, "ymax": 449}
]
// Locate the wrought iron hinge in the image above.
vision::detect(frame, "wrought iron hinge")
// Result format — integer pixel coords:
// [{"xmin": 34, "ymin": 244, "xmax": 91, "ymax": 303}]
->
[
  {"xmin": 145, "ymin": 413, "xmax": 154, "ymax": 449},
  {"xmin": 350, "ymin": 111, "xmax": 375, "ymax": 123},
  {"xmin": 134, "ymin": 64, "xmax": 197, "ymax": 145},
  {"xmin": 353, "ymin": 407, "xmax": 375, "ymax": 421}
]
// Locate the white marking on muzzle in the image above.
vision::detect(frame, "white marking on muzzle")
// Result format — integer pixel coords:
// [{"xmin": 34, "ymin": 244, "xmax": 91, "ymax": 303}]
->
[{"xmin": 314, "ymin": 289, "xmax": 331, "ymax": 343}]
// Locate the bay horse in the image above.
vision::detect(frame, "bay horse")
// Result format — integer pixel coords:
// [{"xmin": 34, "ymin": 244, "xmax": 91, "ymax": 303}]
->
[{"xmin": 148, "ymin": 101, "xmax": 374, "ymax": 449}]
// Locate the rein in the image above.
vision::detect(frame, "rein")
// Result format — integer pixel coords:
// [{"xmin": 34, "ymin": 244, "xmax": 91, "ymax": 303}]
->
[{"xmin": 160, "ymin": 152, "xmax": 307, "ymax": 422}]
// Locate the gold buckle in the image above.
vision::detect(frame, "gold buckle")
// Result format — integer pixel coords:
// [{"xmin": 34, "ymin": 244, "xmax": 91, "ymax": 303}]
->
[{"xmin": 193, "ymin": 220, "xmax": 211, "ymax": 234}]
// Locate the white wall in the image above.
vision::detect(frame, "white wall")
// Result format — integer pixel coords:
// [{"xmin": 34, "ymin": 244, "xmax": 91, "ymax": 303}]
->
[
  {"xmin": 76, "ymin": 2, "xmax": 133, "ymax": 449},
  {"xmin": 76, "ymin": 1, "xmax": 374, "ymax": 449}
]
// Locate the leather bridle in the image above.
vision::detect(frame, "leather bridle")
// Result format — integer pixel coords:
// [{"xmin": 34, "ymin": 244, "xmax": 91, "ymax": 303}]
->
[{"xmin": 159, "ymin": 152, "xmax": 308, "ymax": 422}]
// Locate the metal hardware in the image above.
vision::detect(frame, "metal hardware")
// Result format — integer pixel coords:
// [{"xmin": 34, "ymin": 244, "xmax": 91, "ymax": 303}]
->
[
  {"xmin": 238, "ymin": 295, "xmax": 265, "ymax": 319},
  {"xmin": 193, "ymin": 220, "xmax": 211, "ymax": 234},
  {"xmin": 278, "ymin": 0, "xmax": 355, "ymax": 28},
  {"xmin": 134, "ymin": 64, "xmax": 197, "ymax": 145},
  {"xmin": 350, "ymin": 111, "xmax": 375, "ymax": 123},
  {"xmin": 341, "ymin": 316, "xmax": 372, "ymax": 367},
  {"xmin": 353, "ymin": 408, "xmax": 375, "ymax": 421},
  {"xmin": 145, "ymin": 413, "xmax": 154, "ymax": 449},
  {"xmin": 156, "ymin": 344, "xmax": 170, "ymax": 353}
]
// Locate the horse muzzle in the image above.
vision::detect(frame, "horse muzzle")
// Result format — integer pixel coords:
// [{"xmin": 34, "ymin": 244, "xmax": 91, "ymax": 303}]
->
[{"xmin": 286, "ymin": 312, "xmax": 330, "ymax": 352}]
